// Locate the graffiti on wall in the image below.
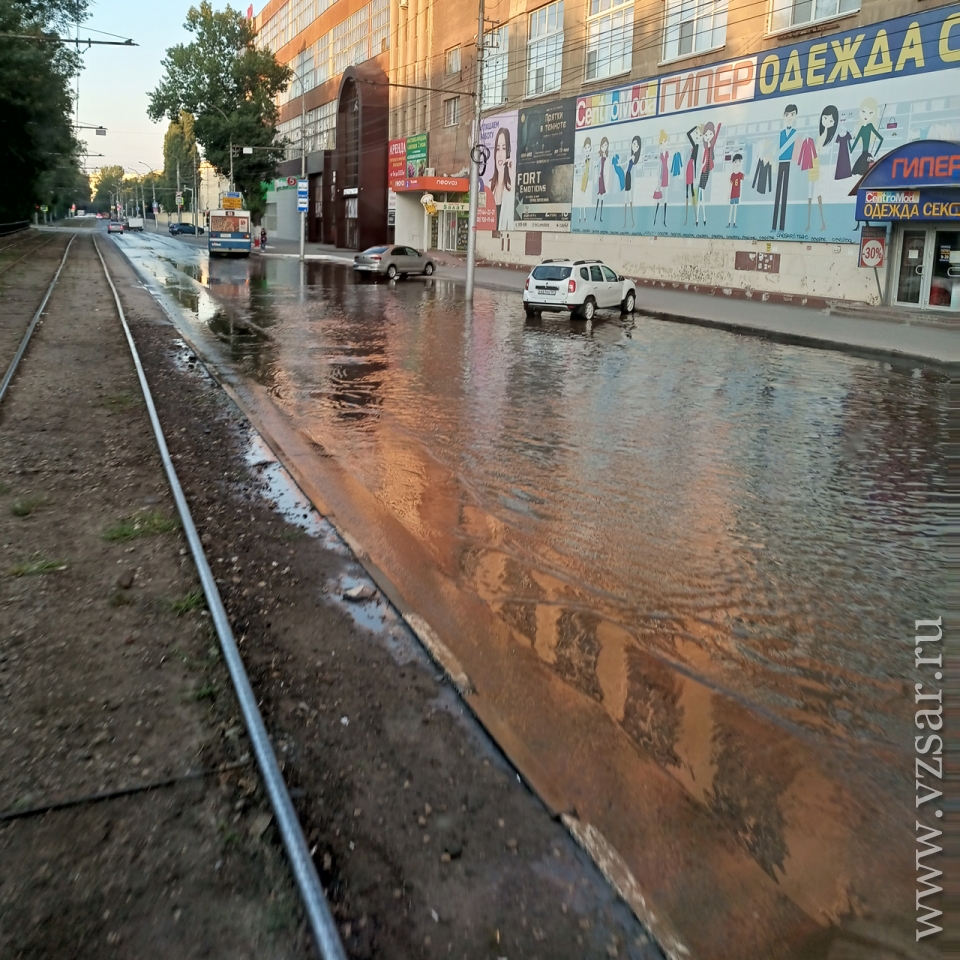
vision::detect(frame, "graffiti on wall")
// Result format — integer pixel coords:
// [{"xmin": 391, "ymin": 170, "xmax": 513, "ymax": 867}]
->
[{"xmin": 555, "ymin": 4, "xmax": 960, "ymax": 242}]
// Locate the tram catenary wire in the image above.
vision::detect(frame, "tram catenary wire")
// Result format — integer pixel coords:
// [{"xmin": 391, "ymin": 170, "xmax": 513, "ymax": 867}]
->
[{"xmin": 92, "ymin": 235, "xmax": 349, "ymax": 960}]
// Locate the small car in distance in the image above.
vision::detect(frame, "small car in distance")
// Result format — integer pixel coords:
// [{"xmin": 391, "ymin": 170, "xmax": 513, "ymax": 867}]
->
[
  {"xmin": 523, "ymin": 259, "xmax": 637, "ymax": 321},
  {"xmin": 106, "ymin": 220, "xmax": 124, "ymax": 234},
  {"xmin": 353, "ymin": 245, "xmax": 436, "ymax": 280},
  {"xmin": 169, "ymin": 222, "xmax": 204, "ymax": 236}
]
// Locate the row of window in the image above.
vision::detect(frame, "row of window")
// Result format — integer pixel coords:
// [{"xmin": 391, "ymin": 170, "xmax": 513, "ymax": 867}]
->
[
  {"xmin": 274, "ymin": 0, "xmax": 389, "ymax": 106},
  {"xmin": 277, "ymin": 99, "xmax": 338, "ymax": 156},
  {"xmin": 469, "ymin": 0, "xmax": 861, "ymax": 107},
  {"xmin": 259, "ymin": 0, "xmax": 338, "ymax": 53}
]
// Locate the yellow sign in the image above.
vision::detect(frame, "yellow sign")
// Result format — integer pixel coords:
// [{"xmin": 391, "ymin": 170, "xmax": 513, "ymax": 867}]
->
[{"xmin": 221, "ymin": 196, "xmax": 242, "ymax": 209}]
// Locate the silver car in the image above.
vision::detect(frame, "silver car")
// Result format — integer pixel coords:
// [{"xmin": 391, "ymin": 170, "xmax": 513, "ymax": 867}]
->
[{"xmin": 353, "ymin": 245, "xmax": 436, "ymax": 280}]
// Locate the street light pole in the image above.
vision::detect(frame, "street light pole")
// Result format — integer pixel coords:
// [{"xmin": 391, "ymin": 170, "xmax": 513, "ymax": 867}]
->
[
  {"xmin": 300, "ymin": 66, "xmax": 306, "ymax": 265},
  {"xmin": 465, "ymin": 0, "xmax": 485, "ymax": 302}
]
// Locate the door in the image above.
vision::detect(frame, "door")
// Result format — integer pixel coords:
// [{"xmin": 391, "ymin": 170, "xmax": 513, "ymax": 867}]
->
[
  {"xmin": 440, "ymin": 211, "xmax": 458, "ymax": 251},
  {"xmin": 894, "ymin": 229, "xmax": 926, "ymax": 306},
  {"xmin": 600, "ymin": 265, "xmax": 621, "ymax": 307},
  {"xmin": 929, "ymin": 230, "xmax": 960, "ymax": 311}
]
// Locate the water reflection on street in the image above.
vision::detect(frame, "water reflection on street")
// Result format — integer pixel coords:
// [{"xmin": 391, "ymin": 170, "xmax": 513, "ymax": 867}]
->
[{"xmin": 120, "ymin": 234, "xmax": 949, "ymax": 958}]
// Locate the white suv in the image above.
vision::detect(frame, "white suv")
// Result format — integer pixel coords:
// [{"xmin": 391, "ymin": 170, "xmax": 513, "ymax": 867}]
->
[{"xmin": 523, "ymin": 259, "xmax": 637, "ymax": 321}]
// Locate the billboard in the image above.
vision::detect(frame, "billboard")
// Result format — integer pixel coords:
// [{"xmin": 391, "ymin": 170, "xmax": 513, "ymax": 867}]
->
[
  {"xmin": 516, "ymin": 98, "xmax": 575, "ymax": 232},
  {"xmin": 569, "ymin": 3, "xmax": 960, "ymax": 244},
  {"xmin": 388, "ymin": 138, "xmax": 406, "ymax": 189},
  {"xmin": 406, "ymin": 133, "xmax": 428, "ymax": 179},
  {"xmin": 478, "ymin": 112, "xmax": 518, "ymax": 232}
]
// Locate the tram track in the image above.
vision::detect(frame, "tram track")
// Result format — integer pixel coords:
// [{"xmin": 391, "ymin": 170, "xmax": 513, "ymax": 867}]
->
[
  {"xmin": 0, "ymin": 230, "xmax": 347, "ymax": 960},
  {"xmin": 0, "ymin": 232, "xmax": 58, "ymax": 276}
]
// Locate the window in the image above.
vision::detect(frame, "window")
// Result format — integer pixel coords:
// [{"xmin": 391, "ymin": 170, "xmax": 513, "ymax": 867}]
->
[
  {"xmin": 532, "ymin": 264, "xmax": 572, "ymax": 280},
  {"xmin": 769, "ymin": 0, "xmax": 858, "ymax": 32},
  {"xmin": 590, "ymin": 265, "xmax": 603, "ymax": 281},
  {"xmin": 482, "ymin": 26, "xmax": 509, "ymax": 109},
  {"xmin": 601, "ymin": 265, "xmax": 618, "ymax": 281},
  {"xmin": 527, "ymin": 1, "xmax": 564, "ymax": 97},
  {"xmin": 586, "ymin": 0, "xmax": 634, "ymax": 82},
  {"xmin": 444, "ymin": 97, "xmax": 461, "ymax": 126},
  {"xmin": 445, "ymin": 46, "xmax": 461, "ymax": 75},
  {"xmin": 662, "ymin": 0, "xmax": 727, "ymax": 62}
]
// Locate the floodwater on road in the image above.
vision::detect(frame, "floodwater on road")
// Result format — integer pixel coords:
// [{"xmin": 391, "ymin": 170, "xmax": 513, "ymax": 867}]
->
[{"xmin": 118, "ymin": 231, "xmax": 950, "ymax": 959}]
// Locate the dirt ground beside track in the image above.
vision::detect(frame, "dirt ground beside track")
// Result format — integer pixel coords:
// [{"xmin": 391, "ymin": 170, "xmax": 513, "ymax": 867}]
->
[{"xmin": 0, "ymin": 229, "xmax": 660, "ymax": 959}]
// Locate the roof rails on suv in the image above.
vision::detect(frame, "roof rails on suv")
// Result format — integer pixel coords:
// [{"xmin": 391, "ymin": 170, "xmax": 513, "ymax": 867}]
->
[
  {"xmin": 540, "ymin": 258, "xmax": 572, "ymax": 264},
  {"xmin": 572, "ymin": 259, "xmax": 603, "ymax": 266}
]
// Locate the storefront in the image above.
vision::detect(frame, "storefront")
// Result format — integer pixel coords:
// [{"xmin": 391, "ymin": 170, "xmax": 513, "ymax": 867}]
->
[{"xmin": 855, "ymin": 140, "xmax": 960, "ymax": 311}]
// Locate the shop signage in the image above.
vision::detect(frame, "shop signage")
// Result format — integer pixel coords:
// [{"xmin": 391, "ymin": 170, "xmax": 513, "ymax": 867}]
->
[
  {"xmin": 854, "ymin": 140, "xmax": 960, "ymax": 189},
  {"xmin": 577, "ymin": 81, "xmax": 658, "ymax": 129},
  {"xmin": 395, "ymin": 175, "xmax": 469, "ymax": 193},
  {"xmin": 857, "ymin": 188, "xmax": 960, "ymax": 221},
  {"xmin": 658, "ymin": 59, "xmax": 756, "ymax": 116},
  {"xmin": 517, "ymin": 98, "xmax": 575, "ymax": 232},
  {"xmin": 406, "ymin": 133, "xmax": 428, "ymax": 178},
  {"xmin": 388, "ymin": 138, "xmax": 406, "ymax": 189},
  {"xmin": 858, "ymin": 226, "xmax": 886, "ymax": 267}
]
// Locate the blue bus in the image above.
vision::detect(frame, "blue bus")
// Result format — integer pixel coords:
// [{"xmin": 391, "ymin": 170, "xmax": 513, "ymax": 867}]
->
[{"xmin": 208, "ymin": 209, "xmax": 252, "ymax": 257}]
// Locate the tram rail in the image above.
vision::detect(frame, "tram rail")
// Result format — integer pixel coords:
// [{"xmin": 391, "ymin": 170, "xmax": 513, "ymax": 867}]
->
[{"xmin": 0, "ymin": 228, "xmax": 347, "ymax": 960}]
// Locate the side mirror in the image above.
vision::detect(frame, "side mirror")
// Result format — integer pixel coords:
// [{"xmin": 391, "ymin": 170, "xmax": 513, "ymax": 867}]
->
[{"xmin": 618, "ymin": 275, "xmax": 624, "ymax": 281}]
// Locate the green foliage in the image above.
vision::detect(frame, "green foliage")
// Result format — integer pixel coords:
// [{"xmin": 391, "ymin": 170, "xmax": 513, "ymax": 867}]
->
[
  {"xmin": 9, "ymin": 556, "xmax": 66, "ymax": 577},
  {"xmin": 171, "ymin": 588, "xmax": 205, "ymax": 616},
  {"xmin": 163, "ymin": 112, "xmax": 198, "ymax": 212},
  {"xmin": 103, "ymin": 510, "xmax": 180, "ymax": 542},
  {"xmin": 148, "ymin": 2, "xmax": 290, "ymax": 220},
  {"xmin": 91, "ymin": 164, "xmax": 124, "ymax": 212},
  {"xmin": 0, "ymin": 0, "xmax": 89, "ymax": 221}
]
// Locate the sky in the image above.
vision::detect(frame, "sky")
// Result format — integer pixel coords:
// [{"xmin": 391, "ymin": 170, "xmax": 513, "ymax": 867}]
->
[{"xmin": 75, "ymin": 0, "xmax": 241, "ymax": 177}]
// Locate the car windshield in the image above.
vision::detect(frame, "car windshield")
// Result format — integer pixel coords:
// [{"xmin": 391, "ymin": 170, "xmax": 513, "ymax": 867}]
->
[
  {"xmin": 531, "ymin": 265, "xmax": 571, "ymax": 281},
  {"xmin": 363, "ymin": 246, "xmax": 389, "ymax": 254}
]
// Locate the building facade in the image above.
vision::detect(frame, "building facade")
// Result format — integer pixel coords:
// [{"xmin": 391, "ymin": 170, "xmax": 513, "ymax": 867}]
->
[{"xmin": 258, "ymin": 0, "xmax": 960, "ymax": 308}]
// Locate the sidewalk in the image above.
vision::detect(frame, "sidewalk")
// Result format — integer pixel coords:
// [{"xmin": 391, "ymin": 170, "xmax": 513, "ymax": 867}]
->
[{"xmin": 229, "ymin": 236, "xmax": 959, "ymax": 366}]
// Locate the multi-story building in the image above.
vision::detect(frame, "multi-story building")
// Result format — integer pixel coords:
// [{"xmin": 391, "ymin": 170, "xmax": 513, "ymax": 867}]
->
[{"xmin": 260, "ymin": 0, "xmax": 960, "ymax": 309}]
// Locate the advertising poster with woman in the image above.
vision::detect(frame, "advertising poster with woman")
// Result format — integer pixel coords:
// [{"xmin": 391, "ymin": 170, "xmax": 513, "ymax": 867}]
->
[{"xmin": 477, "ymin": 111, "xmax": 518, "ymax": 234}]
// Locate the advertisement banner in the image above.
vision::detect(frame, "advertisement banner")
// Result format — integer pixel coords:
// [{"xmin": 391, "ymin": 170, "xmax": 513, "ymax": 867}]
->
[
  {"xmin": 516, "ymin": 98, "xmax": 575, "ymax": 232},
  {"xmin": 570, "ymin": 3, "xmax": 960, "ymax": 244},
  {"xmin": 406, "ymin": 133, "xmax": 428, "ymax": 179},
  {"xmin": 477, "ymin": 112, "xmax": 518, "ymax": 232},
  {"xmin": 388, "ymin": 138, "xmax": 406, "ymax": 189}
]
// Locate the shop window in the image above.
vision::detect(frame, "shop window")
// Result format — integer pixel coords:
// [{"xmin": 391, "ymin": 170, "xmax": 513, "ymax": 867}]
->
[
  {"xmin": 444, "ymin": 96, "xmax": 461, "ymax": 127},
  {"xmin": 769, "ymin": 0, "xmax": 858, "ymax": 33},
  {"xmin": 446, "ymin": 46, "xmax": 461, "ymax": 75},
  {"xmin": 662, "ymin": 0, "xmax": 727, "ymax": 62},
  {"xmin": 585, "ymin": 0, "xmax": 634, "ymax": 82},
  {"xmin": 527, "ymin": 1, "xmax": 564, "ymax": 97},
  {"xmin": 482, "ymin": 27, "xmax": 509, "ymax": 108}
]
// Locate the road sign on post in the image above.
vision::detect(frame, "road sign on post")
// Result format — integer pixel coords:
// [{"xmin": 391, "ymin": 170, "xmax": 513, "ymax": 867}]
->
[
  {"xmin": 175, "ymin": 192, "xmax": 183, "ymax": 208},
  {"xmin": 297, "ymin": 179, "xmax": 309, "ymax": 213}
]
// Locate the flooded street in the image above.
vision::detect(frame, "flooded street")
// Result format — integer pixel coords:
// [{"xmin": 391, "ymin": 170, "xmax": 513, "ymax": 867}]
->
[{"xmin": 119, "ymin": 232, "xmax": 949, "ymax": 959}]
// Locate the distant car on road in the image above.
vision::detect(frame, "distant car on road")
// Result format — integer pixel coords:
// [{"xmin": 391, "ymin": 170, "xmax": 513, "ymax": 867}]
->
[
  {"xmin": 353, "ymin": 245, "xmax": 435, "ymax": 280},
  {"xmin": 126, "ymin": 216, "xmax": 144, "ymax": 232},
  {"xmin": 106, "ymin": 220, "xmax": 124, "ymax": 234},
  {"xmin": 169, "ymin": 222, "xmax": 204, "ymax": 236},
  {"xmin": 522, "ymin": 258, "xmax": 636, "ymax": 321}
]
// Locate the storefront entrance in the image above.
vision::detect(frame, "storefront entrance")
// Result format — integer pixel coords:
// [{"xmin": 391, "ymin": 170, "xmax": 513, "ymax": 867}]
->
[{"xmin": 893, "ymin": 226, "xmax": 960, "ymax": 310}]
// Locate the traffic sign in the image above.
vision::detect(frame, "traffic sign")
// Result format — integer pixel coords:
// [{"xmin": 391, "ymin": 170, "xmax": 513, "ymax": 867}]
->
[
  {"xmin": 859, "ymin": 228, "xmax": 886, "ymax": 268},
  {"xmin": 175, "ymin": 192, "xmax": 183, "ymax": 208},
  {"xmin": 297, "ymin": 178, "xmax": 309, "ymax": 213},
  {"xmin": 40, "ymin": 205, "xmax": 48, "ymax": 212},
  {"xmin": 297, "ymin": 197, "xmax": 309, "ymax": 213},
  {"xmin": 222, "ymin": 196, "xmax": 242, "ymax": 209}
]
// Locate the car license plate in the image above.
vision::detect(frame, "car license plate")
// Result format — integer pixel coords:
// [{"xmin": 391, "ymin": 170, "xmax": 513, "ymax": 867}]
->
[{"xmin": 536, "ymin": 285, "xmax": 559, "ymax": 295}]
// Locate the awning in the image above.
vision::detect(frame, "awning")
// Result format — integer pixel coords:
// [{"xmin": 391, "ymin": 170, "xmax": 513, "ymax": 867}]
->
[{"xmin": 854, "ymin": 139, "xmax": 960, "ymax": 222}]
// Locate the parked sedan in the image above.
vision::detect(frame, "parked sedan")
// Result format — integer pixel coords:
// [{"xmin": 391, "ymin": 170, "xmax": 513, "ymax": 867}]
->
[
  {"xmin": 353, "ymin": 245, "xmax": 436, "ymax": 280},
  {"xmin": 106, "ymin": 220, "xmax": 123, "ymax": 234},
  {"xmin": 169, "ymin": 222, "xmax": 204, "ymax": 236}
]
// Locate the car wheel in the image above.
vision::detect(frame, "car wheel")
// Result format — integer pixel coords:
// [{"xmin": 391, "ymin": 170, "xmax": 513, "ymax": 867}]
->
[
  {"xmin": 621, "ymin": 291, "xmax": 636, "ymax": 314},
  {"xmin": 579, "ymin": 297, "xmax": 596, "ymax": 321},
  {"xmin": 387, "ymin": 264, "xmax": 398, "ymax": 280},
  {"xmin": 424, "ymin": 262, "xmax": 435, "ymax": 276},
  {"xmin": 524, "ymin": 305, "xmax": 540, "ymax": 317}
]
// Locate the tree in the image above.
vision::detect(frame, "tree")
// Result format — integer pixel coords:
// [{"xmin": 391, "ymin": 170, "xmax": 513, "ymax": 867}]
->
[
  {"xmin": 147, "ymin": 2, "xmax": 290, "ymax": 220},
  {"xmin": 90, "ymin": 164, "xmax": 124, "ymax": 213},
  {"xmin": 0, "ymin": 0, "xmax": 88, "ymax": 221},
  {"xmin": 163, "ymin": 112, "xmax": 198, "ymax": 212}
]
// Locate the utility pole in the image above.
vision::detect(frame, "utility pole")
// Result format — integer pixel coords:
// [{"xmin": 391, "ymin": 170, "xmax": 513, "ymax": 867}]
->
[
  {"xmin": 194, "ymin": 155, "xmax": 199, "ymax": 232},
  {"xmin": 177, "ymin": 159, "xmax": 182, "ymax": 225},
  {"xmin": 465, "ymin": 0, "xmax": 485, "ymax": 302},
  {"xmin": 229, "ymin": 139, "xmax": 234, "ymax": 193},
  {"xmin": 300, "ymin": 62, "xmax": 306, "ymax": 264}
]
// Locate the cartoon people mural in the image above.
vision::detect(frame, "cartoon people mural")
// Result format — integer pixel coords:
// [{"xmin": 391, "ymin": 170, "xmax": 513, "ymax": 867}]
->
[
  {"xmin": 772, "ymin": 103, "xmax": 798, "ymax": 232},
  {"xmin": 595, "ymin": 136, "xmax": 609, "ymax": 222},
  {"xmin": 653, "ymin": 130, "xmax": 669, "ymax": 227},
  {"xmin": 805, "ymin": 104, "xmax": 838, "ymax": 232},
  {"xmin": 684, "ymin": 125, "xmax": 702, "ymax": 225},
  {"xmin": 696, "ymin": 121, "xmax": 721, "ymax": 226},
  {"xmin": 727, "ymin": 153, "xmax": 744, "ymax": 228},
  {"xmin": 578, "ymin": 136, "xmax": 592, "ymax": 224},
  {"xmin": 851, "ymin": 97, "xmax": 885, "ymax": 175},
  {"xmin": 623, "ymin": 136, "xmax": 642, "ymax": 228},
  {"xmin": 490, "ymin": 126, "xmax": 515, "ymax": 234}
]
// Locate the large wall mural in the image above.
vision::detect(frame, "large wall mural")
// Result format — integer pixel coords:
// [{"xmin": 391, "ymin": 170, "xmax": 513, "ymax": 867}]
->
[{"xmin": 522, "ymin": 4, "xmax": 960, "ymax": 244}]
